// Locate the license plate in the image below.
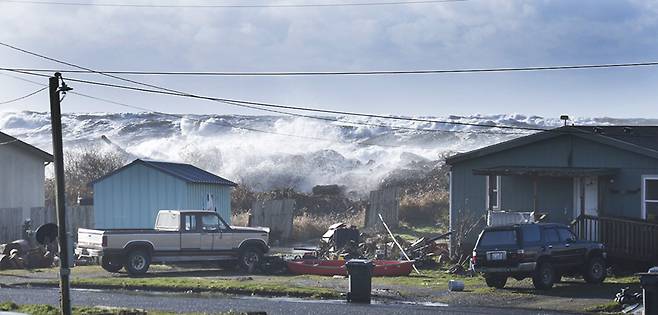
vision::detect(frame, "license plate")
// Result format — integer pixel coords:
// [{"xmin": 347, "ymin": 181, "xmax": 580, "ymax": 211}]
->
[{"xmin": 487, "ymin": 251, "xmax": 506, "ymax": 261}]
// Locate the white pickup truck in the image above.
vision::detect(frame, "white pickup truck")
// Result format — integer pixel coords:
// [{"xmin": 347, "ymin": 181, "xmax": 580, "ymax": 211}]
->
[{"xmin": 76, "ymin": 210, "xmax": 270, "ymax": 275}]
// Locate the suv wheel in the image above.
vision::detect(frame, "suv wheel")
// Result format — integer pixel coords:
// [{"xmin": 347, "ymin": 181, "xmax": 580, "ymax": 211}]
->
[
  {"xmin": 532, "ymin": 262, "xmax": 555, "ymax": 290},
  {"xmin": 239, "ymin": 247, "xmax": 263, "ymax": 273},
  {"xmin": 125, "ymin": 250, "xmax": 151, "ymax": 275},
  {"xmin": 101, "ymin": 255, "xmax": 123, "ymax": 273},
  {"xmin": 583, "ymin": 257, "xmax": 606, "ymax": 284},
  {"xmin": 485, "ymin": 275, "xmax": 507, "ymax": 289}
]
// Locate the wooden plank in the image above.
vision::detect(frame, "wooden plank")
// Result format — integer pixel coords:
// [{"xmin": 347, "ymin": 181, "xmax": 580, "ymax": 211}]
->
[
  {"xmin": 366, "ymin": 187, "xmax": 400, "ymax": 229},
  {"xmin": 251, "ymin": 199, "xmax": 294, "ymax": 241}
]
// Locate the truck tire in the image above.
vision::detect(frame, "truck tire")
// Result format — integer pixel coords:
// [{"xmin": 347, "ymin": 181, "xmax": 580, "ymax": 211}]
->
[
  {"xmin": 532, "ymin": 262, "xmax": 555, "ymax": 290},
  {"xmin": 101, "ymin": 256, "xmax": 123, "ymax": 273},
  {"xmin": 125, "ymin": 250, "xmax": 150, "ymax": 275},
  {"xmin": 583, "ymin": 256, "xmax": 606, "ymax": 284},
  {"xmin": 238, "ymin": 247, "xmax": 263, "ymax": 273},
  {"xmin": 485, "ymin": 275, "xmax": 507, "ymax": 289}
]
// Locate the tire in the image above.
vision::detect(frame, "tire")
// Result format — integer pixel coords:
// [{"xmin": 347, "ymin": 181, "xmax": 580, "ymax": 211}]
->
[
  {"xmin": 101, "ymin": 256, "xmax": 123, "ymax": 273},
  {"xmin": 532, "ymin": 262, "xmax": 556, "ymax": 290},
  {"xmin": 485, "ymin": 275, "xmax": 507, "ymax": 289},
  {"xmin": 238, "ymin": 247, "xmax": 263, "ymax": 273},
  {"xmin": 124, "ymin": 250, "xmax": 150, "ymax": 275},
  {"xmin": 583, "ymin": 256, "xmax": 606, "ymax": 284}
]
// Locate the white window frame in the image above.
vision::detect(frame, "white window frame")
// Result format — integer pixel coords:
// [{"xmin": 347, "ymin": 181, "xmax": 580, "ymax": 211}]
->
[
  {"xmin": 641, "ymin": 175, "xmax": 658, "ymax": 220},
  {"xmin": 486, "ymin": 175, "xmax": 502, "ymax": 210}
]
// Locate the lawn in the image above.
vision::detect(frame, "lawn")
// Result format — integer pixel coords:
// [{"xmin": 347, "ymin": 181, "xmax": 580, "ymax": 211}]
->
[{"xmin": 0, "ymin": 301, "xmax": 243, "ymax": 315}]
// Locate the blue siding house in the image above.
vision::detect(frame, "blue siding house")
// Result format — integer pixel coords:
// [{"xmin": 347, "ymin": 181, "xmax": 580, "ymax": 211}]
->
[
  {"xmin": 447, "ymin": 126, "xmax": 658, "ymax": 263},
  {"xmin": 93, "ymin": 159, "xmax": 237, "ymax": 229}
]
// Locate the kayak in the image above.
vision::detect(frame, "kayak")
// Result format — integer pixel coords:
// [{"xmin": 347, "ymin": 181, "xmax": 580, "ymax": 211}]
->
[{"xmin": 286, "ymin": 259, "xmax": 414, "ymax": 277}]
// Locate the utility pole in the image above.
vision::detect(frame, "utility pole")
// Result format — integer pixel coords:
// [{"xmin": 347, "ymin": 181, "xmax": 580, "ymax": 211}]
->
[{"xmin": 49, "ymin": 72, "xmax": 72, "ymax": 315}]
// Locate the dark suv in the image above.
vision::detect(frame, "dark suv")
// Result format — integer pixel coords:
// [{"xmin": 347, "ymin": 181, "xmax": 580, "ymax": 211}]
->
[{"xmin": 471, "ymin": 223, "xmax": 607, "ymax": 290}]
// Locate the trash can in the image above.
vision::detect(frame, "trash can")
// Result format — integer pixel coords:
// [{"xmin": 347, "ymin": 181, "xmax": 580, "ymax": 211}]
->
[
  {"xmin": 639, "ymin": 267, "xmax": 658, "ymax": 315},
  {"xmin": 346, "ymin": 259, "xmax": 373, "ymax": 303}
]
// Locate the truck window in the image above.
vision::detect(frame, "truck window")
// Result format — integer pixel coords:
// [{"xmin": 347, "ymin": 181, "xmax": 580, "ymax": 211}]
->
[
  {"xmin": 557, "ymin": 228, "xmax": 577, "ymax": 242},
  {"xmin": 201, "ymin": 214, "xmax": 222, "ymax": 232},
  {"xmin": 184, "ymin": 215, "xmax": 197, "ymax": 232},
  {"xmin": 521, "ymin": 225, "xmax": 541, "ymax": 244},
  {"xmin": 543, "ymin": 228, "xmax": 560, "ymax": 243},
  {"xmin": 478, "ymin": 229, "xmax": 518, "ymax": 246}
]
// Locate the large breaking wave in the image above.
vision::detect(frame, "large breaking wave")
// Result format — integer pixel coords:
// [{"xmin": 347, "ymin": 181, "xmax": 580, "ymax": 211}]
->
[{"xmin": 1, "ymin": 111, "xmax": 655, "ymax": 194}]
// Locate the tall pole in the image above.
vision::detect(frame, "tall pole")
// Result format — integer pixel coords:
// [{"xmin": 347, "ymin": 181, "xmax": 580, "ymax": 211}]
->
[{"xmin": 49, "ymin": 72, "xmax": 72, "ymax": 315}]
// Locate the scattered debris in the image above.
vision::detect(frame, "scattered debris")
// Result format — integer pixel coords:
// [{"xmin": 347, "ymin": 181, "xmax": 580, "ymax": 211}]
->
[
  {"xmin": 0, "ymin": 220, "xmax": 57, "ymax": 271},
  {"xmin": 448, "ymin": 279, "xmax": 465, "ymax": 292}
]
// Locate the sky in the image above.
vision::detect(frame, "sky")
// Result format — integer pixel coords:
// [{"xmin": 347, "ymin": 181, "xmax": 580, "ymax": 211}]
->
[{"xmin": 1, "ymin": 0, "xmax": 658, "ymax": 119}]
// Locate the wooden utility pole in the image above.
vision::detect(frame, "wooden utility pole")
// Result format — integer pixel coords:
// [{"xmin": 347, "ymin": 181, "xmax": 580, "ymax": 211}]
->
[{"xmin": 49, "ymin": 72, "xmax": 72, "ymax": 315}]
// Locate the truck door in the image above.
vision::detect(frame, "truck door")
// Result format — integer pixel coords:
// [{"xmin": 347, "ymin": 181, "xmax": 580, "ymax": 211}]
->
[
  {"xmin": 557, "ymin": 227, "xmax": 586, "ymax": 266},
  {"xmin": 181, "ymin": 214, "xmax": 201, "ymax": 250},
  {"xmin": 200, "ymin": 213, "xmax": 219, "ymax": 251},
  {"xmin": 542, "ymin": 227, "xmax": 568, "ymax": 267}
]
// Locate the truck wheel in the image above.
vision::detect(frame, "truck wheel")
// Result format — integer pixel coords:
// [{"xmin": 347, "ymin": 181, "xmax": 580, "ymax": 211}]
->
[
  {"xmin": 239, "ymin": 247, "xmax": 263, "ymax": 273},
  {"xmin": 485, "ymin": 275, "xmax": 507, "ymax": 289},
  {"xmin": 125, "ymin": 250, "xmax": 150, "ymax": 275},
  {"xmin": 101, "ymin": 256, "xmax": 123, "ymax": 273},
  {"xmin": 532, "ymin": 262, "xmax": 555, "ymax": 290},
  {"xmin": 583, "ymin": 257, "xmax": 606, "ymax": 284}
]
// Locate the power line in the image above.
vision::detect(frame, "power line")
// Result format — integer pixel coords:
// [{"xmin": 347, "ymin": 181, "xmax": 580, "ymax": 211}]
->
[
  {"xmin": 4, "ymin": 60, "xmax": 658, "ymax": 76},
  {"xmin": 0, "ymin": 0, "xmax": 466, "ymax": 8},
  {"xmin": 0, "ymin": 70, "xmax": 529, "ymax": 136},
  {"xmin": 0, "ymin": 41, "xmax": 545, "ymax": 132},
  {"xmin": 0, "ymin": 86, "xmax": 47, "ymax": 105}
]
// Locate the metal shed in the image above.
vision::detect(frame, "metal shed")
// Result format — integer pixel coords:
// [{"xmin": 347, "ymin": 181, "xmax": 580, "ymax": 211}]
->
[{"xmin": 92, "ymin": 159, "xmax": 237, "ymax": 229}]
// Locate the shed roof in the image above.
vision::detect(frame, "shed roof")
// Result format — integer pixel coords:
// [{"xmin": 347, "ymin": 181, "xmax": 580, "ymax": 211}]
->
[
  {"xmin": 446, "ymin": 126, "xmax": 658, "ymax": 164},
  {"xmin": 93, "ymin": 159, "xmax": 237, "ymax": 186},
  {"xmin": 0, "ymin": 131, "xmax": 53, "ymax": 162}
]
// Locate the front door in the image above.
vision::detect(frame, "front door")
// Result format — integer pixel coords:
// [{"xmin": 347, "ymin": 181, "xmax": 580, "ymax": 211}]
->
[{"xmin": 573, "ymin": 177, "xmax": 599, "ymax": 218}]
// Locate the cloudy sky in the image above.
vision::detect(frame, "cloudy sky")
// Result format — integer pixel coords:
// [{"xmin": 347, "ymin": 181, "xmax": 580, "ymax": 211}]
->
[{"xmin": 1, "ymin": 0, "xmax": 658, "ymax": 118}]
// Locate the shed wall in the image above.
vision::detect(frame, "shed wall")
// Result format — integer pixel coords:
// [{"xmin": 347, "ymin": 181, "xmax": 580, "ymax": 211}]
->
[
  {"xmin": 185, "ymin": 183, "xmax": 232, "ymax": 224},
  {"xmin": 0, "ymin": 144, "xmax": 46, "ymax": 220}
]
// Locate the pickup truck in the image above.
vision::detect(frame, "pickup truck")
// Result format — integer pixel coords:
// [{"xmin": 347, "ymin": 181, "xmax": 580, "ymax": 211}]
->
[
  {"xmin": 472, "ymin": 222, "xmax": 606, "ymax": 290},
  {"xmin": 76, "ymin": 210, "xmax": 270, "ymax": 275}
]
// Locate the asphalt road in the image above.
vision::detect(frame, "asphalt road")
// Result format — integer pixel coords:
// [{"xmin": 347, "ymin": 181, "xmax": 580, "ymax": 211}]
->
[{"xmin": 0, "ymin": 287, "xmax": 572, "ymax": 315}]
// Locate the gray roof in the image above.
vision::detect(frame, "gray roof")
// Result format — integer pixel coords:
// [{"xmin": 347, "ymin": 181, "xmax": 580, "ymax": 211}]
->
[
  {"xmin": 446, "ymin": 126, "xmax": 658, "ymax": 164},
  {"xmin": 0, "ymin": 131, "xmax": 53, "ymax": 162},
  {"xmin": 94, "ymin": 159, "xmax": 237, "ymax": 186}
]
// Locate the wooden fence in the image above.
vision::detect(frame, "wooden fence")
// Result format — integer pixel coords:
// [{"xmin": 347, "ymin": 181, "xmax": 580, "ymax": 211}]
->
[
  {"xmin": 365, "ymin": 187, "xmax": 400, "ymax": 229},
  {"xmin": 0, "ymin": 206, "xmax": 94, "ymax": 244},
  {"xmin": 572, "ymin": 214, "xmax": 658, "ymax": 263},
  {"xmin": 251, "ymin": 199, "xmax": 294, "ymax": 241},
  {"xmin": 0, "ymin": 208, "xmax": 23, "ymax": 244}
]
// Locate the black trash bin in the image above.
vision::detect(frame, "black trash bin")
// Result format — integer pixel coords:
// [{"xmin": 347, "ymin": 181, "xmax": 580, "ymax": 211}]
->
[
  {"xmin": 639, "ymin": 267, "xmax": 658, "ymax": 315},
  {"xmin": 346, "ymin": 259, "xmax": 373, "ymax": 303}
]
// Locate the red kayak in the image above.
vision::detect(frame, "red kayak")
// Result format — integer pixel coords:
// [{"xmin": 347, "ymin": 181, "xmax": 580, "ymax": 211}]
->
[{"xmin": 286, "ymin": 259, "xmax": 414, "ymax": 277}]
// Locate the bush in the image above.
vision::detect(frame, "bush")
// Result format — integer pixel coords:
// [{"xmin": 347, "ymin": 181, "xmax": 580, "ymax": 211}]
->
[
  {"xmin": 399, "ymin": 190, "xmax": 449, "ymax": 225},
  {"xmin": 291, "ymin": 210, "xmax": 364, "ymax": 241}
]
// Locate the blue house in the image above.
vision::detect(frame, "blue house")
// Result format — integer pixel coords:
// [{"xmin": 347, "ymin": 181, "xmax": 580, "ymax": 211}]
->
[
  {"xmin": 93, "ymin": 159, "xmax": 237, "ymax": 229},
  {"xmin": 446, "ymin": 126, "xmax": 658, "ymax": 263}
]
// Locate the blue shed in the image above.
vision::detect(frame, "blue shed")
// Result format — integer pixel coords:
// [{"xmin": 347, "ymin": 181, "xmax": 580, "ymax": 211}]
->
[
  {"xmin": 92, "ymin": 159, "xmax": 237, "ymax": 229},
  {"xmin": 446, "ymin": 126, "xmax": 658, "ymax": 263}
]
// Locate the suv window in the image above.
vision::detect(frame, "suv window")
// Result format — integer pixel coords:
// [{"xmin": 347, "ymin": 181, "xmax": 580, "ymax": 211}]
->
[
  {"xmin": 543, "ymin": 228, "xmax": 560, "ymax": 243},
  {"xmin": 478, "ymin": 229, "xmax": 518, "ymax": 246},
  {"xmin": 521, "ymin": 225, "xmax": 541, "ymax": 244},
  {"xmin": 184, "ymin": 215, "xmax": 197, "ymax": 232},
  {"xmin": 557, "ymin": 228, "xmax": 576, "ymax": 242}
]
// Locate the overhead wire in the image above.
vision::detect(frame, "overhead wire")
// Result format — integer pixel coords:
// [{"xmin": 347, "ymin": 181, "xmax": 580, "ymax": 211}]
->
[
  {"xmin": 0, "ymin": 0, "xmax": 466, "ymax": 8},
  {"xmin": 0, "ymin": 86, "xmax": 47, "ymax": 105},
  {"xmin": 0, "ymin": 42, "xmax": 545, "ymax": 133},
  {"xmin": 4, "ymin": 61, "xmax": 658, "ymax": 76}
]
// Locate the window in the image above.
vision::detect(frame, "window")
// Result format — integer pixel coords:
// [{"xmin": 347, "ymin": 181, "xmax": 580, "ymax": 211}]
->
[
  {"xmin": 201, "ymin": 214, "xmax": 221, "ymax": 232},
  {"xmin": 543, "ymin": 228, "xmax": 560, "ymax": 244},
  {"xmin": 478, "ymin": 229, "xmax": 517, "ymax": 246},
  {"xmin": 643, "ymin": 176, "xmax": 658, "ymax": 223},
  {"xmin": 486, "ymin": 175, "xmax": 501, "ymax": 210},
  {"xmin": 557, "ymin": 228, "xmax": 576, "ymax": 242},
  {"xmin": 521, "ymin": 225, "xmax": 541, "ymax": 244},
  {"xmin": 184, "ymin": 215, "xmax": 197, "ymax": 232}
]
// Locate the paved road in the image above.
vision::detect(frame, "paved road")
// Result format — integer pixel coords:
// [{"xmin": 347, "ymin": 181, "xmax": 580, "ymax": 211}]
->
[{"xmin": 0, "ymin": 287, "xmax": 572, "ymax": 315}]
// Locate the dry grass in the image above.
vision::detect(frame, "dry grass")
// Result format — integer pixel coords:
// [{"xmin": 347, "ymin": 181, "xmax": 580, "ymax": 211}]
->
[
  {"xmin": 399, "ymin": 189, "xmax": 449, "ymax": 225},
  {"xmin": 231, "ymin": 212, "xmax": 250, "ymax": 226},
  {"xmin": 291, "ymin": 210, "xmax": 365, "ymax": 241}
]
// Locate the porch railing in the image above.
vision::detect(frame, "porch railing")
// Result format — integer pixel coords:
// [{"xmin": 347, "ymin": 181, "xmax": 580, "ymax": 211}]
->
[{"xmin": 571, "ymin": 214, "xmax": 658, "ymax": 263}]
